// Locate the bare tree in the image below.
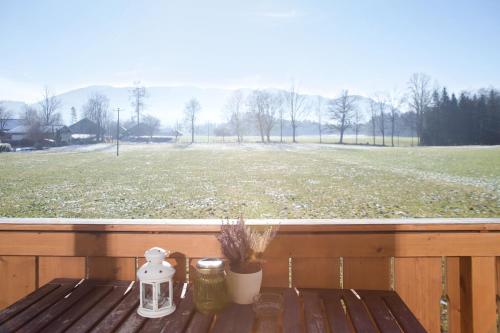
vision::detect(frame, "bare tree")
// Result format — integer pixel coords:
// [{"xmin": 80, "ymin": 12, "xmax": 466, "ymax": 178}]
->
[
  {"xmin": 39, "ymin": 87, "xmax": 61, "ymax": 125},
  {"xmin": 20, "ymin": 105, "xmax": 39, "ymax": 126},
  {"xmin": 174, "ymin": 120, "xmax": 181, "ymax": 142},
  {"xmin": 225, "ymin": 91, "xmax": 245, "ymax": 143},
  {"xmin": 70, "ymin": 106, "xmax": 77, "ymax": 124},
  {"xmin": 328, "ymin": 90, "xmax": 357, "ymax": 144},
  {"xmin": 82, "ymin": 93, "xmax": 109, "ymax": 142},
  {"xmin": 316, "ymin": 97, "xmax": 324, "ymax": 143},
  {"xmin": 0, "ymin": 104, "xmax": 12, "ymax": 131},
  {"xmin": 130, "ymin": 82, "xmax": 147, "ymax": 127},
  {"xmin": 352, "ymin": 105, "xmax": 363, "ymax": 145},
  {"xmin": 369, "ymin": 99, "xmax": 377, "ymax": 145},
  {"xmin": 18, "ymin": 105, "xmax": 43, "ymax": 143},
  {"xmin": 283, "ymin": 82, "xmax": 308, "ymax": 143},
  {"xmin": 143, "ymin": 114, "xmax": 161, "ymax": 139},
  {"xmin": 247, "ymin": 90, "xmax": 279, "ymax": 142},
  {"xmin": 407, "ymin": 73, "xmax": 432, "ymax": 145},
  {"xmin": 184, "ymin": 98, "xmax": 201, "ymax": 143},
  {"xmin": 387, "ymin": 92, "xmax": 403, "ymax": 147},
  {"xmin": 375, "ymin": 94, "xmax": 387, "ymax": 146},
  {"xmin": 278, "ymin": 103, "xmax": 285, "ymax": 143},
  {"xmin": 214, "ymin": 124, "xmax": 231, "ymax": 143}
]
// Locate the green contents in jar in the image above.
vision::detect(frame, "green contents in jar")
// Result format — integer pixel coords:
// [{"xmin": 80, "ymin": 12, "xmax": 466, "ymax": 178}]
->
[{"xmin": 194, "ymin": 258, "xmax": 229, "ymax": 314}]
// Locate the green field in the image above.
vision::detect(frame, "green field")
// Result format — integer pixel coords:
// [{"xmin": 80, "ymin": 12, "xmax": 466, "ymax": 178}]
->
[{"xmin": 0, "ymin": 143, "xmax": 499, "ymax": 218}]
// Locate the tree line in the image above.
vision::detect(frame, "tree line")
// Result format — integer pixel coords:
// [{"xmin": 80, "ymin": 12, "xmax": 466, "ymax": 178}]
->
[
  {"xmin": 2, "ymin": 74, "xmax": 499, "ymax": 146},
  {"xmin": 184, "ymin": 75, "xmax": 499, "ymax": 146}
]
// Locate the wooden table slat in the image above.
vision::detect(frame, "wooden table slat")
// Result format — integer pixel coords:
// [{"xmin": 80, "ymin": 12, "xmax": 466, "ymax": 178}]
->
[
  {"xmin": 114, "ymin": 310, "xmax": 147, "ymax": 333},
  {"xmin": 211, "ymin": 303, "xmax": 255, "ymax": 333},
  {"xmin": 282, "ymin": 288, "xmax": 303, "ymax": 333},
  {"xmin": 342, "ymin": 290, "xmax": 378, "ymax": 333},
  {"xmin": 68, "ymin": 285, "xmax": 129, "ymax": 332},
  {"xmin": 184, "ymin": 312, "xmax": 214, "ymax": 333},
  {"xmin": 41, "ymin": 285, "xmax": 114, "ymax": 333},
  {"xmin": 359, "ymin": 291, "xmax": 403, "ymax": 333},
  {"xmin": 0, "ymin": 283, "xmax": 59, "ymax": 325},
  {"xmin": 321, "ymin": 291, "xmax": 351, "ymax": 333},
  {"xmin": 383, "ymin": 292, "xmax": 427, "ymax": 333},
  {"xmin": 302, "ymin": 291, "xmax": 327, "ymax": 333},
  {"xmin": 159, "ymin": 287, "xmax": 197, "ymax": 333},
  {"xmin": 0, "ymin": 282, "xmax": 77, "ymax": 332},
  {"xmin": 91, "ymin": 283, "xmax": 140, "ymax": 333},
  {"xmin": 19, "ymin": 280, "xmax": 97, "ymax": 332}
]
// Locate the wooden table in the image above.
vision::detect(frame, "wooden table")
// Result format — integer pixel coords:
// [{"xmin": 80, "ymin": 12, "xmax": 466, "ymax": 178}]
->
[{"xmin": 0, "ymin": 279, "xmax": 426, "ymax": 332}]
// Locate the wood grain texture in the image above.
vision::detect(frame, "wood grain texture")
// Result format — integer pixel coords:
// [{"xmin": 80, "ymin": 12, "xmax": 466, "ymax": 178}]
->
[
  {"xmin": 38, "ymin": 257, "xmax": 85, "ymax": 286},
  {"xmin": 293, "ymin": 258, "xmax": 339, "ymax": 288},
  {"xmin": 460, "ymin": 256, "xmax": 497, "ymax": 333},
  {"xmin": 343, "ymin": 257, "xmax": 391, "ymax": 290},
  {"xmin": 282, "ymin": 288, "xmax": 303, "ymax": 333},
  {"xmin": 0, "ymin": 256, "xmax": 36, "ymax": 310},
  {"xmin": 261, "ymin": 257, "xmax": 289, "ymax": 288},
  {"xmin": 302, "ymin": 291, "xmax": 327, "ymax": 333},
  {"xmin": 394, "ymin": 257, "xmax": 441, "ymax": 333},
  {"xmin": 445, "ymin": 257, "xmax": 461, "ymax": 333},
  {"xmin": 3, "ymin": 231, "xmax": 500, "ymax": 258},
  {"xmin": 87, "ymin": 257, "xmax": 136, "ymax": 280}
]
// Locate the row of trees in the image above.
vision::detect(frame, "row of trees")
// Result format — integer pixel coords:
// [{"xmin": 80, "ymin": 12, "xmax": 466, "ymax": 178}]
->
[
  {"xmin": 183, "ymin": 85, "xmax": 408, "ymax": 146},
  {"xmin": 183, "ymin": 83, "xmax": 310, "ymax": 144},
  {"xmin": 181, "ymin": 74, "xmax": 499, "ymax": 146}
]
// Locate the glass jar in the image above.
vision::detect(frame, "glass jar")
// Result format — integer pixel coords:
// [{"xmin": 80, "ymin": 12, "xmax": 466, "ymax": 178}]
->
[{"xmin": 193, "ymin": 258, "xmax": 229, "ymax": 314}]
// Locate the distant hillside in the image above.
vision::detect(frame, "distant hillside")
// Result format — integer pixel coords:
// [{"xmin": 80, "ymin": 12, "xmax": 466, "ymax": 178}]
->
[{"xmin": 1, "ymin": 85, "xmax": 376, "ymax": 126}]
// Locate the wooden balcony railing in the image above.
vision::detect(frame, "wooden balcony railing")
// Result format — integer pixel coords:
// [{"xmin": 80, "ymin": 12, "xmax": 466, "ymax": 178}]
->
[{"xmin": 1, "ymin": 218, "xmax": 500, "ymax": 333}]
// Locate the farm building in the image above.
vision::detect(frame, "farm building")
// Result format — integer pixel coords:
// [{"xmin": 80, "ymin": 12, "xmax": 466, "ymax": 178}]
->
[
  {"xmin": 69, "ymin": 118, "xmax": 101, "ymax": 143},
  {"xmin": 0, "ymin": 119, "xmax": 23, "ymax": 141},
  {"xmin": 7, "ymin": 124, "xmax": 71, "ymax": 145}
]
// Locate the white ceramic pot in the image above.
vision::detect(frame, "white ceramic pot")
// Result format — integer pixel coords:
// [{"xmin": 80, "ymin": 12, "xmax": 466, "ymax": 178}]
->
[{"xmin": 226, "ymin": 269, "xmax": 262, "ymax": 304}]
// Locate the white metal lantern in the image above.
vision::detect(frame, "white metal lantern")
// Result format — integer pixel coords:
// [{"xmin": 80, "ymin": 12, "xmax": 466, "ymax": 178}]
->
[{"xmin": 137, "ymin": 247, "xmax": 176, "ymax": 318}]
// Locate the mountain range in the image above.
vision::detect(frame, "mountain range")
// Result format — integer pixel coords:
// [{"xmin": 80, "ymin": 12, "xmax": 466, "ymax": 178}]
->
[{"xmin": 0, "ymin": 85, "xmax": 375, "ymax": 126}]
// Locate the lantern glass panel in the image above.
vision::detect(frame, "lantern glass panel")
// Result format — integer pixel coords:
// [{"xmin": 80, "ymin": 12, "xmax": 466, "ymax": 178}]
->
[
  {"xmin": 158, "ymin": 281, "xmax": 170, "ymax": 309},
  {"xmin": 142, "ymin": 283, "xmax": 154, "ymax": 310}
]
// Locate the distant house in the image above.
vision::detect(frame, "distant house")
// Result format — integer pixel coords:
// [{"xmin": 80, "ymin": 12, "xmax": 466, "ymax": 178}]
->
[
  {"xmin": 69, "ymin": 118, "xmax": 100, "ymax": 143},
  {"xmin": 7, "ymin": 124, "xmax": 71, "ymax": 145},
  {"xmin": 126, "ymin": 123, "xmax": 153, "ymax": 137},
  {"xmin": 0, "ymin": 119, "xmax": 23, "ymax": 141}
]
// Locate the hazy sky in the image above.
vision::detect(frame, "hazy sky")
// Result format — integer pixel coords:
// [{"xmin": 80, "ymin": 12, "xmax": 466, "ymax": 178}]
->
[{"xmin": 1, "ymin": 0, "xmax": 499, "ymax": 101}]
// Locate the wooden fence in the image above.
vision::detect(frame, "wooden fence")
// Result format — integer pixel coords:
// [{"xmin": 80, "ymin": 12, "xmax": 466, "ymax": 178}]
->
[{"xmin": 1, "ymin": 218, "xmax": 500, "ymax": 333}]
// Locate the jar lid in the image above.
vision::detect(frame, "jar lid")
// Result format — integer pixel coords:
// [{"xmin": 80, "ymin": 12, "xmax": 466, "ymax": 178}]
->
[{"xmin": 196, "ymin": 258, "xmax": 224, "ymax": 273}]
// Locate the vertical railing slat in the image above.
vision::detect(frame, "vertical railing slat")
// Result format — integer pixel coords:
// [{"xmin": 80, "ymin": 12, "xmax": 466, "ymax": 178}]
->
[
  {"xmin": 292, "ymin": 258, "xmax": 340, "ymax": 288},
  {"xmin": 394, "ymin": 257, "xmax": 442, "ymax": 333},
  {"xmin": 343, "ymin": 257, "xmax": 391, "ymax": 290},
  {"xmin": 445, "ymin": 257, "xmax": 461, "ymax": 333},
  {"xmin": 261, "ymin": 258, "xmax": 289, "ymax": 288},
  {"xmin": 459, "ymin": 256, "xmax": 497, "ymax": 333},
  {"xmin": 0, "ymin": 256, "xmax": 37, "ymax": 309}
]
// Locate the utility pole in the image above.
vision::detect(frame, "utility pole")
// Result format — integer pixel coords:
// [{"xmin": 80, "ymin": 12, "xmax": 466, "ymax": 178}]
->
[{"xmin": 116, "ymin": 108, "xmax": 121, "ymax": 157}]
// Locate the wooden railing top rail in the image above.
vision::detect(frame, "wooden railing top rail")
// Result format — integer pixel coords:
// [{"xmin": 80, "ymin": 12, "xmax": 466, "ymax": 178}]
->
[{"xmin": 0, "ymin": 217, "xmax": 500, "ymax": 232}]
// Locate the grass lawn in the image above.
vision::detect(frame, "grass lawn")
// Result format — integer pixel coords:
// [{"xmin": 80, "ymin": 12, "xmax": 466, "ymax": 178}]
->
[{"xmin": 0, "ymin": 143, "xmax": 498, "ymax": 218}]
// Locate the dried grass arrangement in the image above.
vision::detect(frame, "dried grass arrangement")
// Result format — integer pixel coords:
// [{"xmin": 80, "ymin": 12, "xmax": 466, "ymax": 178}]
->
[{"xmin": 217, "ymin": 216, "xmax": 278, "ymax": 273}]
